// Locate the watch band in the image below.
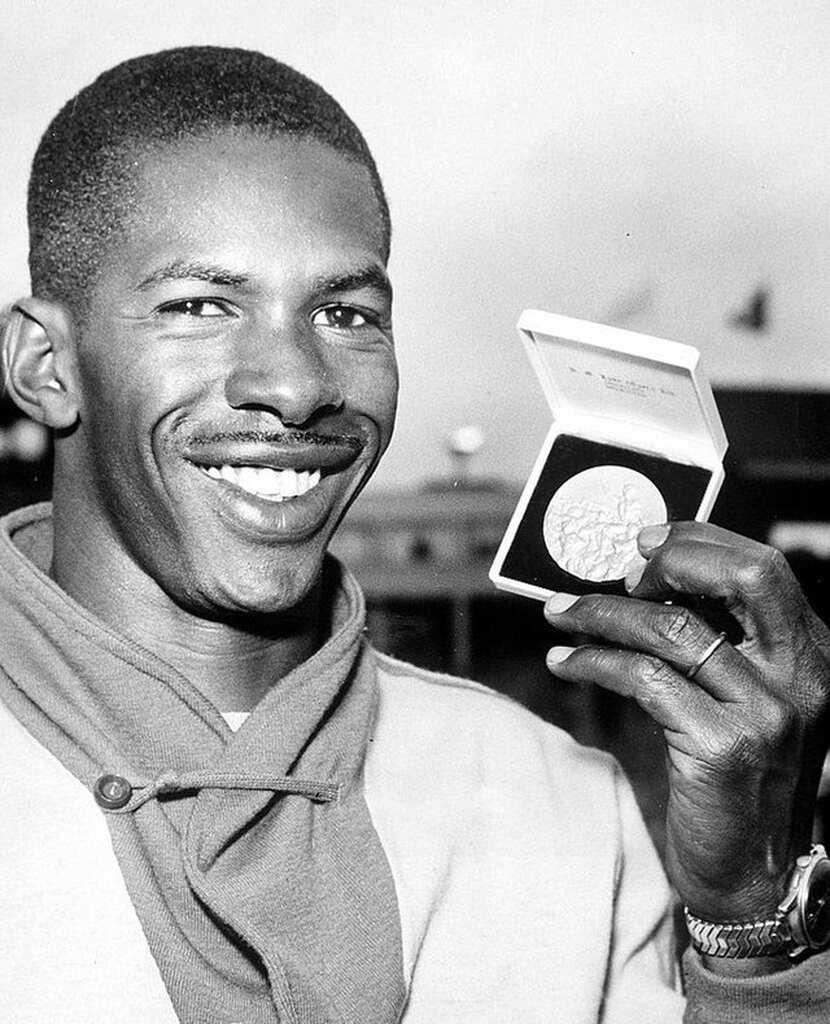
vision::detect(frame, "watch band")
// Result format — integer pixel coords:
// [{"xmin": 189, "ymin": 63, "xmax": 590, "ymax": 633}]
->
[
  {"xmin": 685, "ymin": 844, "xmax": 830, "ymax": 959},
  {"xmin": 684, "ymin": 908, "xmax": 789, "ymax": 958}
]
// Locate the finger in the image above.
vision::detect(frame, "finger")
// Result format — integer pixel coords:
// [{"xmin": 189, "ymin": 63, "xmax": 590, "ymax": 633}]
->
[
  {"xmin": 630, "ymin": 527, "xmax": 804, "ymax": 653},
  {"xmin": 547, "ymin": 641, "xmax": 806, "ymax": 771},
  {"xmin": 545, "ymin": 593, "xmax": 750, "ymax": 701},
  {"xmin": 545, "ymin": 643, "xmax": 722, "ymax": 735},
  {"xmin": 641, "ymin": 520, "xmax": 770, "ymax": 554}
]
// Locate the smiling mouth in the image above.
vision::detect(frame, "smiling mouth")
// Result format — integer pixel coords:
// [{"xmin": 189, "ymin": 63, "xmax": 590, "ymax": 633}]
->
[{"xmin": 202, "ymin": 464, "xmax": 322, "ymax": 502}]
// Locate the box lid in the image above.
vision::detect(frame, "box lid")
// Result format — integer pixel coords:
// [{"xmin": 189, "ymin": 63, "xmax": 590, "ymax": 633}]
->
[{"xmin": 518, "ymin": 309, "xmax": 728, "ymax": 459}]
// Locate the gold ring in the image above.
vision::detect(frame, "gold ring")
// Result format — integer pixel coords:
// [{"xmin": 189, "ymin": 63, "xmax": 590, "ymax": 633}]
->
[{"xmin": 687, "ymin": 632, "xmax": 728, "ymax": 680}]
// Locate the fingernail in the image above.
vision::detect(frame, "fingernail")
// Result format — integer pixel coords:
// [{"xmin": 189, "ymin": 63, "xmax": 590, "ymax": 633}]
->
[
  {"xmin": 546, "ymin": 646, "xmax": 575, "ymax": 668},
  {"xmin": 545, "ymin": 593, "xmax": 578, "ymax": 615},
  {"xmin": 638, "ymin": 523, "xmax": 670, "ymax": 552},
  {"xmin": 624, "ymin": 554, "xmax": 646, "ymax": 592}
]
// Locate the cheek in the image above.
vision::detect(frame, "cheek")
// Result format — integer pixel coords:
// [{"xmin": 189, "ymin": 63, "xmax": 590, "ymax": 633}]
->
[
  {"xmin": 77, "ymin": 338, "xmax": 203, "ymax": 439},
  {"xmin": 347, "ymin": 354, "xmax": 398, "ymax": 443},
  {"xmin": 76, "ymin": 333, "xmax": 146, "ymax": 429}
]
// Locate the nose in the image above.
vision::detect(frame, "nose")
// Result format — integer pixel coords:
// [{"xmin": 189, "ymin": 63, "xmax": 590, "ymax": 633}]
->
[{"xmin": 224, "ymin": 321, "xmax": 344, "ymax": 425}]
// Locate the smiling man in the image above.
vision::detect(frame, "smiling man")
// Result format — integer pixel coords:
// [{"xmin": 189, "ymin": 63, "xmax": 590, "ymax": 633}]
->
[
  {"xmin": 1, "ymin": 46, "xmax": 829, "ymax": 1024},
  {"xmin": 39, "ymin": 126, "xmax": 397, "ymax": 708}
]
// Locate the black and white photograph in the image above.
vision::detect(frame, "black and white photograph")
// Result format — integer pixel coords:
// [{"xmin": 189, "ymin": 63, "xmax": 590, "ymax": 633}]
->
[{"xmin": 1, "ymin": 2, "xmax": 828, "ymax": 1021}]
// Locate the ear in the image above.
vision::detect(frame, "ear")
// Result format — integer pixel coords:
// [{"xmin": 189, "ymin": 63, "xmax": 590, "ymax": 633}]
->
[{"xmin": 1, "ymin": 297, "xmax": 79, "ymax": 430}]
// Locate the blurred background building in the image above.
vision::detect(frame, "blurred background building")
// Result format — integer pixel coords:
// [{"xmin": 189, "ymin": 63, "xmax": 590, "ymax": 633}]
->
[{"xmin": 2, "ymin": 0, "xmax": 828, "ymax": 857}]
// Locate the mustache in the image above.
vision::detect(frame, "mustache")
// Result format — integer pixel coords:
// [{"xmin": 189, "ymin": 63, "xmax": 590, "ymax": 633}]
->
[{"xmin": 185, "ymin": 429, "xmax": 364, "ymax": 449}]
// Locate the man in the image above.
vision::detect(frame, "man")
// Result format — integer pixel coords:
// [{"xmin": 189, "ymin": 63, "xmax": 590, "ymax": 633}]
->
[{"xmin": 0, "ymin": 46, "xmax": 828, "ymax": 1023}]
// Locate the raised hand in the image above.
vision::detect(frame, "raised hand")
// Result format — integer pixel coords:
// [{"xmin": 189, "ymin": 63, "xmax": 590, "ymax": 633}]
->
[{"xmin": 544, "ymin": 522, "xmax": 830, "ymax": 926}]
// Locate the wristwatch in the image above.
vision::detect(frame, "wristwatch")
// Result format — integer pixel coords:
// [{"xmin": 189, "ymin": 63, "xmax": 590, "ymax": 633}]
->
[{"xmin": 685, "ymin": 844, "xmax": 830, "ymax": 959}]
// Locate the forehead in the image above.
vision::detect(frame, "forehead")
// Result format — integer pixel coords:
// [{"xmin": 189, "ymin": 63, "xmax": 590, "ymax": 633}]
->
[{"xmin": 94, "ymin": 131, "xmax": 387, "ymax": 288}]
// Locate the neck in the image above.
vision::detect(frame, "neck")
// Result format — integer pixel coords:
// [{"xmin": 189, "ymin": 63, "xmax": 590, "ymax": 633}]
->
[
  {"xmin": 48, "ymin": 512, "xmax": 325, "ymax": 714},
  {"xmin": 105, "ymin": 596, "xmax": 324, "ymax": 713}
]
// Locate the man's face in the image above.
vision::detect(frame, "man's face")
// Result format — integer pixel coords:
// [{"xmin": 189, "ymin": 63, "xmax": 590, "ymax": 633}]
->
[{"xmin": 61, "ymin": 132, "xmax": 397, "ymax": 618}]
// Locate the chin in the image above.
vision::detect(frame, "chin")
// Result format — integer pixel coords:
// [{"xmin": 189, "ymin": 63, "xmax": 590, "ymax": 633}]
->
[{"xmin": 178, "ymin": 547, "xmax": 327, "ymax": 623}]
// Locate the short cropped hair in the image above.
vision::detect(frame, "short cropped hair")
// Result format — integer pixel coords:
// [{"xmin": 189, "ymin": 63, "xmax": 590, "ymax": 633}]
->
[{"xmin": 28, "ymin": 46, "xmax": 390, "ymax": 317}]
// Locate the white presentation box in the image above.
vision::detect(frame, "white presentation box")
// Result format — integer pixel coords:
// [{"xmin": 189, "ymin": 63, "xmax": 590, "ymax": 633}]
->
[{"xmin": 489, "ymin": 310, "xmax": 728, "ymax": 601}]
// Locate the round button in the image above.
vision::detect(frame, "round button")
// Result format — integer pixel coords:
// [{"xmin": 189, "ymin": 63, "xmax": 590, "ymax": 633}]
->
[{"xmin": 94, "ymin": 774, "xmax": 133, "ymax": 810}]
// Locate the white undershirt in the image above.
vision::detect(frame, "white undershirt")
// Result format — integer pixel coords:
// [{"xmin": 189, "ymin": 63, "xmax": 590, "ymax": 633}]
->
[{"xmin": 221, "ymin": 711, "xmax": 250, "ymax": 732}]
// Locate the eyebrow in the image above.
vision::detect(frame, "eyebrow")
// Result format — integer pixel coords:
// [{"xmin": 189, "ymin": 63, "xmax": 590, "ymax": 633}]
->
[
  {"xmin": 135, "ymin": 259, "xmax": 392, "ymax": 303},
  {"xmin": 136, "ymin": 260, "xmax": 250, "ymax": 291},
  {"xmin": 317, "ymin": 264, "xmax": 392, "ymax": 303}
]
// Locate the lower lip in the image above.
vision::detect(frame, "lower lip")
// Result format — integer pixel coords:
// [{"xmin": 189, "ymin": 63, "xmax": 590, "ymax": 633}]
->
[{"xmin": 199, "ymin": 467, "xmax": 347, "ymax": 542}]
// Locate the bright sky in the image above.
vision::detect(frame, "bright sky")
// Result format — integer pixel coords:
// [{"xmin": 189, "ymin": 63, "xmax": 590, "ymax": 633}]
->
[{"xmin": 2, "ymin": 0, "xmax": 827, "ymax": 485}]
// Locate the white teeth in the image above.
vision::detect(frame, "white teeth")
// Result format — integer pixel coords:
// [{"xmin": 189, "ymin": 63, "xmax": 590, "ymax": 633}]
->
[
  {"xmin": 258, "ymin": 467, "xmax": 281, "ymax": 495},
  {"xmin": 280, "ymin": 467, "xmax": 298, "ymax": 498},
  {"xmin": 237, "ymin": 467, "xmax": 262, "ymax": 495},
  {"xmin": 203, "ymin": 464, "xmax": 322, "ymax": 501}
]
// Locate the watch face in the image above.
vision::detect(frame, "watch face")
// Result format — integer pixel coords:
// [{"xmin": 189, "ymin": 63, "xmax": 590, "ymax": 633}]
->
[{"xmin": 803, "ymin": 858, "xmax": 830, "ymax": 947}]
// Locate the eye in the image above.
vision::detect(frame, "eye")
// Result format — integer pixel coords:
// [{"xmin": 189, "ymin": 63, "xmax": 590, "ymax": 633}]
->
[
  {"xmin": 311, "ymin": 305, "xmax": 370, "ymax": 330},
  {"xmin": 156, "ymin": 298, "xmax": 233, "ymax": 318}
]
